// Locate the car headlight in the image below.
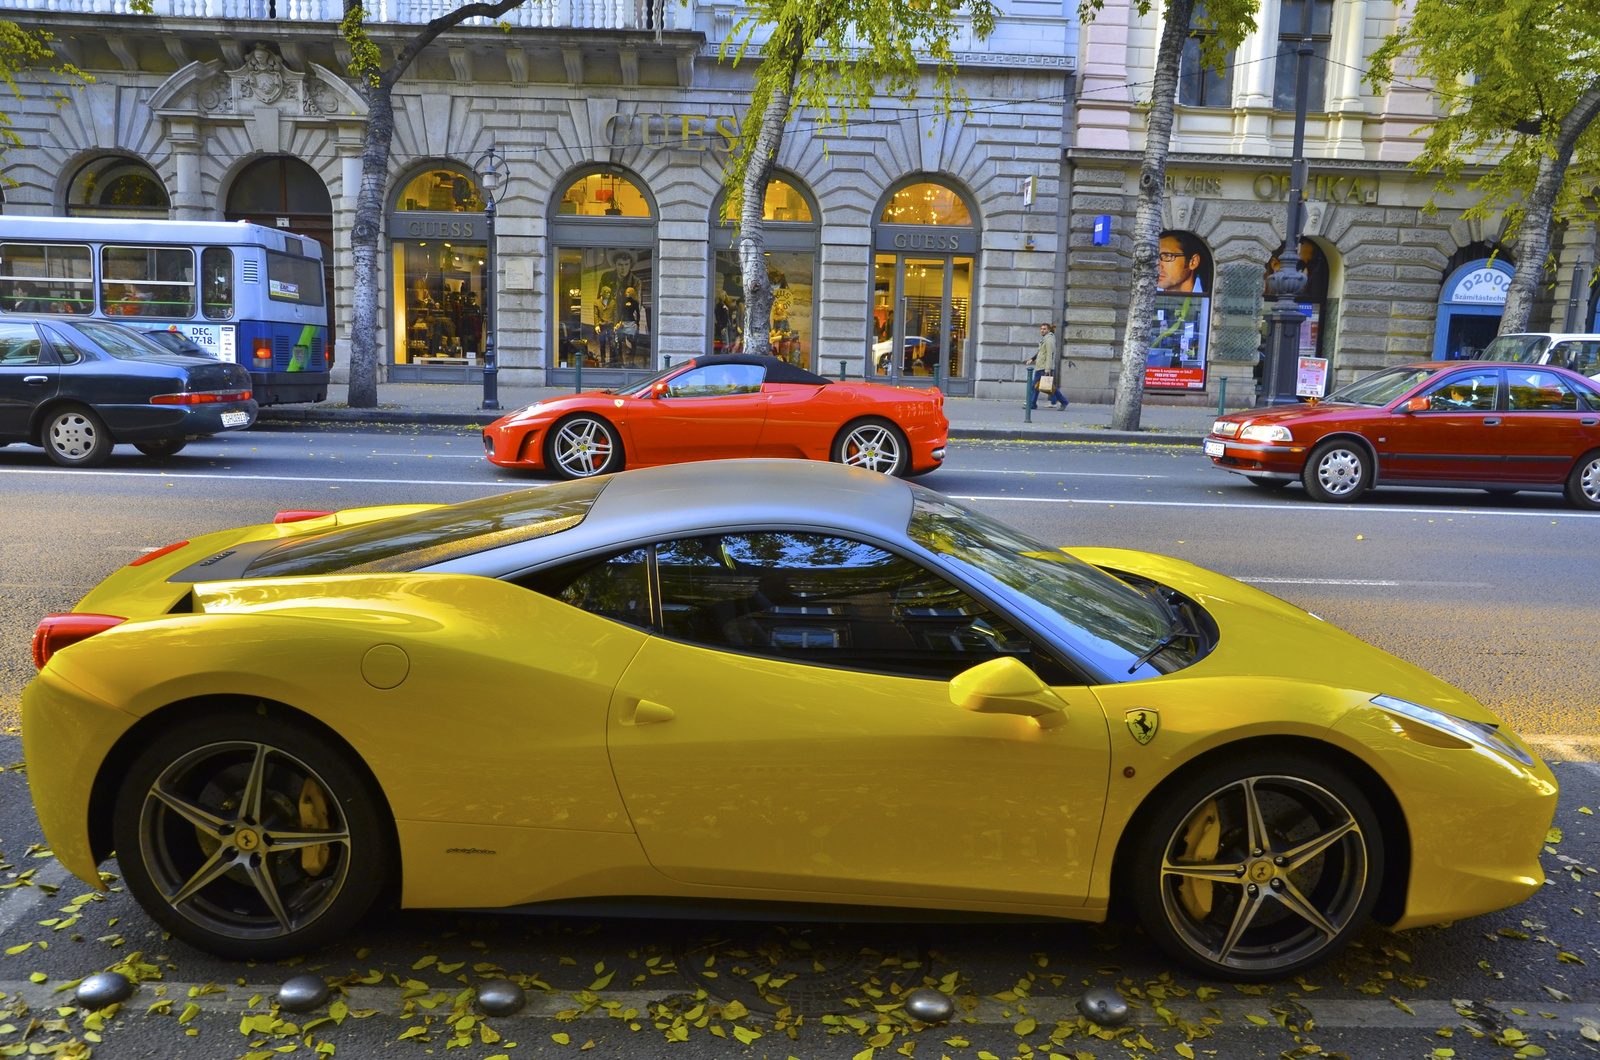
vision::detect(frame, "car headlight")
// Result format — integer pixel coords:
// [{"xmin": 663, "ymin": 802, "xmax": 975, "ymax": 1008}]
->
[
  {"xmin": 1211, "ymin": 420, "xmax": 1239, "ymax": 437},
  {"xmin": 511, "ymin": 402, "xmax": 544, "ymax": 419},
  {"xmin": 1371, "ymin": 694, "xmax": 1534, "ymax": 766},
  {"xmin": 1239, "ymin": 424, "xmax": 1293, "ymax": 443}
]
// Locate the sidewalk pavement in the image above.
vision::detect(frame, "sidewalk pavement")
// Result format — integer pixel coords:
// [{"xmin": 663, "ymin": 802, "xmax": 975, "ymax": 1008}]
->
[{"xmin": 256, "ymin": 381, "xmax": 1225, "ymax": 446}]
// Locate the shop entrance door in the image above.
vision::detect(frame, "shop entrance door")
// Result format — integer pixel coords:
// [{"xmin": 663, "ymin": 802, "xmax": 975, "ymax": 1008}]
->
[{"xmin": 870, "ymin": 254, "xmax": 973, "ymax": 394}]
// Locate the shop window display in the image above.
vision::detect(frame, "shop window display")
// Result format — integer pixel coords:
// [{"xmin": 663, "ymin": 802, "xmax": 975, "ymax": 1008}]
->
[
  {"xmin": 879, "ymin": 183, "xmax": 971, "ymax": 227},
  {"xmin": 395, "ymin": 169, "xmax": 483, "ymax": 213},
  {"xmin": 392, "ymin": 241, "xmax": 487, "ymax": 365},
  {"xmin": 556, "ymin": 173, "xmax": 651, "ymax": 217},
  {"xmin": 556, "ymin": 247, "xmax": 653, "ymax": 369},
  {"xmin": 711, "ymin": 251, "xmax": 813, "ymax": 365}
]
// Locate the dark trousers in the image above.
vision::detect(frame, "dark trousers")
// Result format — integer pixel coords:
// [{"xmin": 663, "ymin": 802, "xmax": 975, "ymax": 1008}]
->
[{"xmin": 1029, "ymin": 368, "xmax": 1066, "ymax": 409}]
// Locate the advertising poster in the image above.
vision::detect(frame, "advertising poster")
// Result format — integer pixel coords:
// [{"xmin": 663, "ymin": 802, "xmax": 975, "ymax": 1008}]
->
[
  {"xmin": 1144, "ymin": 229, "xmax": 1213, "ymax": 391},
  {"xmin": 1296, "ymin": 356, "xmax": 1329, "ymax": 398}
]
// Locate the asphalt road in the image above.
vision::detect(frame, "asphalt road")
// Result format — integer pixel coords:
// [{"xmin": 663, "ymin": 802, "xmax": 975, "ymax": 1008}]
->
[{"xmin": 0, "ymin": 428, "xmax": 1597, "ymax": 1060}]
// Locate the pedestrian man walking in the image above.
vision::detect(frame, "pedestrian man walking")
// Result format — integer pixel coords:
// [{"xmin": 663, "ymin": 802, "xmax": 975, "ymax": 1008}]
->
[{"xmin": 1026, "ymin": 323, "xmax": 1067, "ymax": 410}]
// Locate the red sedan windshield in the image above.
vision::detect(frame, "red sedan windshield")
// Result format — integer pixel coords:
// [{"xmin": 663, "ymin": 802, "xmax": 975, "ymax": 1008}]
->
[{"xmin": 1325, "ymin": 366, "xmax": 1442, "ymax": 407}]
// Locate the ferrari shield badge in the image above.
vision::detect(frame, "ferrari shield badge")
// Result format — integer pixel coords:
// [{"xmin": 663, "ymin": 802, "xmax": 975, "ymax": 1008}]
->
[{"xmin": 1125, "ymin": 708, "xmax": 1160, "ymax": 745}]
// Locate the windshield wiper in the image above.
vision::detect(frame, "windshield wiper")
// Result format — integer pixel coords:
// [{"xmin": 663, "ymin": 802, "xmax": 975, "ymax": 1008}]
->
[
  {"xmin": 1128, "ymin": 624, "xmax": 1202, "ymax": 674},
  {"xmin": 1128, "ymin": 586, "xmax": 1205, "ymax": 674}
]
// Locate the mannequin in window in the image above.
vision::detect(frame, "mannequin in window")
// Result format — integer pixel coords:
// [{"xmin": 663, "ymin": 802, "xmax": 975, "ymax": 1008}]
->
[
  {"xmin": 617, "ymin": 285, "xmax": 641, "ymax": 360},
  {"xmin": 594, "ymin": 285, "xmax": 616, "ymax": 363}
]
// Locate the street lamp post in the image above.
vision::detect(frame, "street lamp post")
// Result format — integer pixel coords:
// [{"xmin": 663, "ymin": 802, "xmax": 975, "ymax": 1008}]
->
[
  {"xmin": 473, "ymin": 145, "xmax": 508, "ymax": 412},
  {"xmin": 1261, "ymin": 6, "xmax": 1315, "ymax": 405}
]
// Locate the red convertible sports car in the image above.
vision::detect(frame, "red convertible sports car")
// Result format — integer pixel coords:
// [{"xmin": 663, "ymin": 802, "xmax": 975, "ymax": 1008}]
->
[
  {"xmin": 482, "ymin": 354, "xmax": 948, "ymax": 479},
  {"xmin": 1205, "ymin": 360, "xmax": 1600, "ymax": 507}
]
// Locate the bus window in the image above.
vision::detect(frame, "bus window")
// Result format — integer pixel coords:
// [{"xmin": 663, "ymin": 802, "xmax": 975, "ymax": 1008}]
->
[
  {"xmin": 266, "ymin": 251, "xmax": 324, "ymax": 307},
  {"xmin": 101, "ymin": 245, "xmax": 195, "ymax": 318},
  {"xmin": 0, "ymin": 243, "xmax": 94, "ymax": 315},
  {"xmin": 201, "ymin": 247, "xmax": 233, "ymax": 320}
]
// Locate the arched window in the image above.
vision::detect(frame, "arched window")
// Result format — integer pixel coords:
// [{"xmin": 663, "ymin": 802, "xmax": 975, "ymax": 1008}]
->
[
  {"xmin": 871, "ymin": 178, "xmax": 978, "ymax": 389},
  {"xmin": 394, "ymin": 168, "xmax": 484, "ymax": 213},
  {"xmin": 1261, "ymin": 238, "xmax": 1333, "ymax": 364},
  {"xmin": 1434, "ymin": 244, "xmax": 1515, "ymax": 360},
  {"xmin": 1145, "ymin": 229, "xmax": 1213, "ymax": 391},
  {"xmin": 67, "ymin": 157, "xmax": 169, "ymax": 218},
  {"xmin": 549, "ymin": 169, "xmax": 658, "ymax": 376},
  {"xmin": 711, "ymin": 178, "xmax": 819, "ymax": 368},
  {"xmin": 385, "ymin": 164, "xmax": 490, "ymax": 373}
]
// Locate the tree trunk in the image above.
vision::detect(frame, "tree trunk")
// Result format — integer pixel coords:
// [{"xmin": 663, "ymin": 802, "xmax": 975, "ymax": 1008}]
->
[
  {"xmin": 1109, "ymin": 0, "xmax": 1196, "ymax": 432},
  {"xmin": 1499, "ymin": 82, "xmax": 1600, "ymax": 335},
  {"xmin": 346, "ymin": 81, "xmax": 396, "ymax": 409},
  {"xmin": 738, "ymin": 88, "xmax": 789, "ymax": 358}
]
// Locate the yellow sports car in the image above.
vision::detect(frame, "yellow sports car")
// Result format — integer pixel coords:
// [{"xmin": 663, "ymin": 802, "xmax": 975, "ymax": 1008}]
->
[{"xmin": 23, "ymin": 461, "xmax": 1556, "ymax": 979}]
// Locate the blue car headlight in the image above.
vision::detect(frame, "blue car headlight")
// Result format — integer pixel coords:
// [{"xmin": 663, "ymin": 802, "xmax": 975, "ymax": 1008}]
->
[{"xmin": 1371, "ymin": 694, "xmax": 1534, "ymax": 767}]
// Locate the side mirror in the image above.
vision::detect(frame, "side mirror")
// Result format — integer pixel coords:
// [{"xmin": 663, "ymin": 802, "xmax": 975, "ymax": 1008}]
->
[
  {"xmin": 949, "ymin": 657, "xmax": 1067, "ymax": 729},
  {"xmin": 1401, "ymin": 396, "xmax": 1430, "ymax": 413},
  {"xmin": 651, "ymin": 381, "xmax": 670, "ymax": 399}
]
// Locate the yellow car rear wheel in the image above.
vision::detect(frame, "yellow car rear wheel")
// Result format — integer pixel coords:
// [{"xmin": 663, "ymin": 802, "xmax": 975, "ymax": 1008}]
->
[
  {"xmin": 111, "ymin": 709, "xmax": 392, "ymax": 960},
  {"xmin": 1128, "ymin": 754, "xmax": 1384, "ymax": 981}
]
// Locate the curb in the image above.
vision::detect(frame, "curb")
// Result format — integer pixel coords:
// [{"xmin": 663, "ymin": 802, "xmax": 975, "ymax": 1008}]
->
[{"xmin": 255, "ymin": 408, "xmax": 1208, "ymax": 447}]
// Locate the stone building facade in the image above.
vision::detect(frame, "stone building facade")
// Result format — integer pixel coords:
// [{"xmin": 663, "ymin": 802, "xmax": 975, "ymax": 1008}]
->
[{"xmin": 0, "ymin": 0, "xmax": 1078, "ymax": 398}]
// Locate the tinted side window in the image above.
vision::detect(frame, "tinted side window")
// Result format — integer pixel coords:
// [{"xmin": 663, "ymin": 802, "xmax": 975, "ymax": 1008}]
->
[
  {"xmin": 1507, "ymin": 368, "xmax": 1579, "ymax": 412},
  {"xmin": 0, "ymin": 322, "xmax": 42, "ymax": 365},
  {"xmin": 517, "ymin": 547, "xmax": 652, "ymax": 628},
  {"xmin": 655, "ymin": 531, "xmax": 1073, "ymax": 682},
  {"xmin": 665, "ymin": 363, "xmax": 764, "ymax": 398},
  {"xmin": 39, "ymin": 325, "xmax": 85, "ymax": 365},
  {"xmin": 201, "ymin": 247, "xmax": 234, "ymax": 321},
  {"xmin": 1423, "ymin": 369, "xmax": 1500, "ymax": 412}
]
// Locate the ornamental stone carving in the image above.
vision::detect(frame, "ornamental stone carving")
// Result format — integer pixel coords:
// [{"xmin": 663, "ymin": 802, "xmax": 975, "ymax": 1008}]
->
[{"xmin": 239, "ymin": 47, "xmax": 289, "ymax": 105}]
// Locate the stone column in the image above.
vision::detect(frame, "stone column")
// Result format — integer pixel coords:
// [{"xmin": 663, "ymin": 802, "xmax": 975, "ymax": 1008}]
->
[
  {"xmin": 166, "ymin": 118, "xmax": 206, "ymax": 219},
  {"xmin": 1231, "ymin": 0, "xmax": 1281, "ymax": 154},
  {"xmin": 1327, "ymin": 0, "xmax": 1369, "ymax": 158}
]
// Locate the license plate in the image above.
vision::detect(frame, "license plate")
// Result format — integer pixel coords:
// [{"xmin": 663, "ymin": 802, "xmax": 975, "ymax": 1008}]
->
[
  {"xmin": 1203, "ymin": 439, "xmax": 1225, "ymax": 457},
  {"xmin": 221, "ymin": 411, "xmax": 250, "ymax": 428}
]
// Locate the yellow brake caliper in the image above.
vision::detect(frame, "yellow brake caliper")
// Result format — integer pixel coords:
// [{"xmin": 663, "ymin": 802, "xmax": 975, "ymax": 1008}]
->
[
  {"xmin": 297, "ymin": 778, "xmax": 331, "ymax": 876},
  {"xmin": 1178, "ymin": 798, "xmax": 1222, "ymax": 920}
]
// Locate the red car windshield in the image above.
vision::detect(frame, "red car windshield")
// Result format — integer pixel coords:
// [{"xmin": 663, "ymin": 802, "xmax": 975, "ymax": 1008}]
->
[{"xmin": 1324, "ymin": 366, "xmax": 1442, "ymax": 407}]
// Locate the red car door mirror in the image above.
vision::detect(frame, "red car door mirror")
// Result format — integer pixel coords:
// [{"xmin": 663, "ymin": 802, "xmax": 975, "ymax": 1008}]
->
[
  {"xmin": 1401, "ymin": 395, "xmax": 1430, "ymax": 413},
  {"xmin": 651, "ymin": 381, "xmax": 670, "ymax": 399}
]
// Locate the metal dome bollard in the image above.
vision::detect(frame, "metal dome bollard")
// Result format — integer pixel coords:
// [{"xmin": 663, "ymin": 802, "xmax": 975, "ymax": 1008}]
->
[
  {"xmin": 475, "ymin": 979, "xmax": 527, "ymax": 1017},
  {"xmin": 276, "ymin": 974, "xmax": 331, "ymax": 1013},
  {"xmin": 1077, "ymin": 986, "xmax": 1130, "ymax": 1025},
  {"xmin": 902, "ymin": 987, "xmax": 956, "ymax": 1024},
  {"xmin": 75, "ymin": 972, "xmax": 135, "ymax": 1008}
]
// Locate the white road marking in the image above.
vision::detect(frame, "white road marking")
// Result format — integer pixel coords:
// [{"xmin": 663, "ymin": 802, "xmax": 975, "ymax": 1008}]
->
[
  {"xmin": 939, "ymin": 468, "xmax": 1167, "ymax": 479},
  {"xmin": 0, "ymin": 978, "xmax": 1585, "ymax": 1034},
  {"xmin": 356, "ymin": 451, "xmax": 483, "ymax": 459},
  {"xmin": 0, "ymin": 468, "xmax": 514, "ymax": 488},
  {"xmin": 952, "ymin": 494, "xmax": 1600, "ymax": 519},
  {"xmin": 1242, "ymin": 577, "xmax": 1495, "ymax": 588}
]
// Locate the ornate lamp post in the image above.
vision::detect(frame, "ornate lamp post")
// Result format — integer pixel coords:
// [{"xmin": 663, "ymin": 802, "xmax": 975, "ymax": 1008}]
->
[
  {"xmin": 473, "ymin": 144, "xmax": 508, "ymax": 411},
  {"xmin": 1261, "ymin": 6, "xmax": 1315, "ymax": 405}
]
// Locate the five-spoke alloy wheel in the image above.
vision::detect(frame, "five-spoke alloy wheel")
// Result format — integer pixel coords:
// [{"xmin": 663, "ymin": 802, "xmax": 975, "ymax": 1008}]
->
[
  {"xmin": 1128, "ymin": 756, "xmax": 1383, "ymax": 980},
  {"xmin": 1567, "ymin": 450, "xmax": 1600, "ymax": 510},
  {"xmin": 113, "ymin": 711, "xmax": 390, "ymax": 959},
  {"xmin": 832, "ymin": 418, "xmax": 909, "ymax": 477},
  {"xmin": 546, "ymin": 415, "xmax": 623, "ymax": 479},
  {"xmin": 43, "ymin": 405, "xmax": 112, "ymax": 468},
  {"xmin": 1302, "ymin": 440, "xmax": 1372, "ymax": 503}
]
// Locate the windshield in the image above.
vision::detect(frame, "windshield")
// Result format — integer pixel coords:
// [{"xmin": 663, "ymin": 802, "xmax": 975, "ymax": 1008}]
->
[
  {"xmin": 1478, "ymin": 335, "xmax": 1552, "ymax": 363},
  {"xmin": 73, "ymin": 319, "xmax": 188, "ymax": 360},
  {"xmin": 618, "ymin": 361, "xmax": 687, "ymax": 397},
  {"xmin": 1323, "ymin": 366, "xmax": 1441, "ymax": 407},
  {"xmin": 906, "ymin": 488, "xmax": 1193, "ymax": 679},
  {"xmin": 246, "ymin": 478, "xmax": 609, "ymax": 578}
]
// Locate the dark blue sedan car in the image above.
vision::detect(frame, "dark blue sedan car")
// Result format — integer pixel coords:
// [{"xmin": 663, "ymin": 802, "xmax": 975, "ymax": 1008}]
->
[{"xmin": 0, "ymin": 317, "xmax": 257, "ymax": 467}]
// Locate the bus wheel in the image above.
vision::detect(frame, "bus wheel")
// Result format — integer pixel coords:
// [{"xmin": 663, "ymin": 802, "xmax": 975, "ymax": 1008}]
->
[
  {"xmin": 136, "ymin": 440, "xmax": 188, "ymax": 459},
  {"xmin": 43, "ymin": 406, "xmax": 112, "ymax": 468}
]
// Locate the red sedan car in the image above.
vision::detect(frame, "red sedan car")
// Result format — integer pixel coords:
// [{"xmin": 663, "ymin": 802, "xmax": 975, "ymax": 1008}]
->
[
  {"xmin": 483, "ymin": 354, "xmax": 948, "ymax": 479},
  {"xmin": 1205, "ymin": 361, "xmax": 1600, "ymax": 507}
]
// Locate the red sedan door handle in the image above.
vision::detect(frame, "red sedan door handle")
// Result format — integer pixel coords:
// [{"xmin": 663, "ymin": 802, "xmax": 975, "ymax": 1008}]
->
[
  {"xmin": 1482, "ymin": 417, "xmax": 1501, "ymax": 426},
  {"xmin": 1583, "ymin": 418, "xmax": 1599, "ymax": 426}
]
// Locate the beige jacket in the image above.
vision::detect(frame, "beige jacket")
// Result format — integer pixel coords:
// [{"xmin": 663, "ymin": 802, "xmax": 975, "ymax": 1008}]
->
[{"xmin": 1031, "ymin": 332, "xmax": 1058, "ymax": 372}]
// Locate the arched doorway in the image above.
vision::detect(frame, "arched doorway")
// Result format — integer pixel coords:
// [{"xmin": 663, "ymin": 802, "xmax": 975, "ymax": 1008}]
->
[
  {"xmin": 67, "ymin": 156, "xmax": 169, "ymax": 218},
  {"xmin": 386, "ymin": 164, "xmax": 490, "ymax": 378},
  {"xmin": 548, "ymin": 167, "xmax": 657, "ymax": 385},
  {"xmin": 1262, "ymin": 238, "xmax": 1332, "ymax": 360},
  {"xmin": 225, "ymin": 156, "xmax": 336, "ymax": 359},
  {"xmin": 710, "ymin": 176, "xmax": 819, "ymax": 368},
  {"xmin": 872, "ymin": 179, "xmax": 979, "ymax": 394},
  {"xmin": 1433, "ymin": 248, "xmax": 1514, "ymax": 359}
]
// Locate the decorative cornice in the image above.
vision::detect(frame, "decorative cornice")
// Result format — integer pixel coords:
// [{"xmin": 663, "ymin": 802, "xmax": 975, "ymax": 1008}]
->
[{"xmin": 1063, "ymin": 147, "xmax": 1483, "ymax": 175}]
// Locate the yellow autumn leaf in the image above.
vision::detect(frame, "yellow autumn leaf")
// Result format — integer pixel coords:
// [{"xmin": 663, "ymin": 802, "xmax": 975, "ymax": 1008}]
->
[
  {"xmin": 412, "ymin": 955, "xmax": 437, "ymax": 970},
  {"xmin": 178, "ymin": 1002, "xmax": 201, "ymax": 1024},
  {"xmin": 722, "ymin": 999, "xmax": 749, "ymax": 1020},
  {"xmin": 852, "ymin": 1049, "xmax": 875, "ymax": 1060},
  {"xmin": 1245, "ymin": 1014, "xmax": 1270, "ymax": 1026},
  {"xmin": 1392, "ymin": 997, "xmax": 1416, "ymax": 1016},
  {"xmin": 480, "ymin": 1024, "xmax": 501, "ymax": 1044},
  {"xmin": 27, "ymin": 973, "xmax": 44, "ymax": 984},
  {"xmin": 1176, "ymin": 1045, "xmax": 1195, "ymax": 1060},
  {"xmin": 552, "ymin": 1031, "xmax": 571, "ymax": 1045},
  {"xmin": 4, "ymin": 944, "xmax": 30, "ymax": 955},
  {"xmin": 1547, "ymin": 828, "xmax": 1563, "ymax": 844},
  {"xmin": 734, "ymin": 1026, "xmax": 763, "ymax": 1044},
  {"xmin": 1015, "ymin": 1017, "xmax": 1037, "ymax": 1036},
  {"xmin": 589, "ymin": 971, "xmax": 615, "ymax": 990}
]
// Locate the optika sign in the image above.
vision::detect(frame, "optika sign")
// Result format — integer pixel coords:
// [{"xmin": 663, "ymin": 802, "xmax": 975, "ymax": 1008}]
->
[{"xmin": 404, "ymin": 219, "xmax": 479, "ymax": 239}]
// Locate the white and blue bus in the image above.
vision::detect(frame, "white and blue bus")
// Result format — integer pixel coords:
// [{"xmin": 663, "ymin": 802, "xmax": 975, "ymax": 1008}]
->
[{"xmin": 0, "ymin": 217, "xmax": 329, "ymax": 405}]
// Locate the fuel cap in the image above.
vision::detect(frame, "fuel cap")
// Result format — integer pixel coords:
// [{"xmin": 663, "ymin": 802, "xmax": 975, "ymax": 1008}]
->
[{"xmin": 361, "ymin": 644, "xmax": 409, "ymax": 689}]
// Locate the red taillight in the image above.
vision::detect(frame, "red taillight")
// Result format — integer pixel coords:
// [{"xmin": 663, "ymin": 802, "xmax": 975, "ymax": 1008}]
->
[
  {"xmin": 32, "ymin": 614, "xmax": 126, "ymax": 670},
  {"xmin": 128, "ymin": 540, "xmax": 190, "ymax": 567},
  {"xmin": 253, "ymin": 338, "xmax": 272, "ymax": 363},
  {"xmin": 274, "ymin": 510, "xmax": 334, "ymax": 524},
  {"xmin": 151, "ymin": 390, "xmax": 252, "ymax": 405}
]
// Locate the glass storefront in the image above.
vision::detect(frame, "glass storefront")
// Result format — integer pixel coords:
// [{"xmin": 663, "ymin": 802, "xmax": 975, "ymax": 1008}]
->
[
  {"xmin": 871, "ymin": 182, "xmax": 978, "ymax": 389},
  {"xmin": 710, "ymin": 180, "xmax": 817, "ymax": 367},
  {"xmin": 388, "ymin": 167, "xmax": 489, "ymax": 368},
  {"xmin": 550, "ymin": 170, "xmax": 656, "ymax": 372}
]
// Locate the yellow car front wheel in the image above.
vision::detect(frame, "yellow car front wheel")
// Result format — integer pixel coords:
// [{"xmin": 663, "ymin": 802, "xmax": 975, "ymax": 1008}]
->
[
  {"xmin": 1128, "ymin": 754, "xmax": 1384, "ymax": 981},
  {"xmin": 112, "ymin": 709, "xmax": 393, "ymax": 960}
]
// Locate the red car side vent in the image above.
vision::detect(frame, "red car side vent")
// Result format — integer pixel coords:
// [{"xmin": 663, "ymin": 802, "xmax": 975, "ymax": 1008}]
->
[
  {"xmin": 274, "ymin": 510, "xmax": 335, "ymax": 524},
  {"xmin": 128, "ymin": 540, "xmax": 190, "ymax": 567},
  {"xmin": 32, "ymin": 614, "xmax": 126, "ymax": 670}
]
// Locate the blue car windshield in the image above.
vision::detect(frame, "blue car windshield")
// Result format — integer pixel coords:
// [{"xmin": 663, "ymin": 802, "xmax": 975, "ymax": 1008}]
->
[{"xmin": 905, "ymin": 488, "xmax": 1178, "ymax": 679}]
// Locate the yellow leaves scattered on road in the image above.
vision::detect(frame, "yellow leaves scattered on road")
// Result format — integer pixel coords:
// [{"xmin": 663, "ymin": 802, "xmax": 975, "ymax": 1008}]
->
[
  {"xmin": 1391, "ymin": 997, "xmax": 1415, "ymax": 1016},
  {"xmin": 551, "ymin": 1031, "xmax": 571, "ymax": 1044}
]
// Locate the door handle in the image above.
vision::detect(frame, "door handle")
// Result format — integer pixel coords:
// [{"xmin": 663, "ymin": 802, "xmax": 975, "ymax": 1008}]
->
[
  {"xmin": 621, "ymin": 698, "xmax": 676, "ymax": 725},
  {"xmin": 1584, "ymin": 418, "xmax": 1599, "ymax": 426},
  {"xmin": 22, "ymin": 375, "xmax": 47, "ymax": 385},
  {"xmin": 1482, "ymin": 417, "xmax": 1501, "ymax": 426}
]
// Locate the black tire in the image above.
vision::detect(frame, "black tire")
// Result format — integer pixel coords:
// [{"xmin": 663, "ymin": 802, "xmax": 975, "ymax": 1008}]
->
[
  {"xmin": 136, "ymin": 439, "xmax": 188, "ymax": 459},
  {"xmin": 831, "ymin": 417, "xmax": 910, "ymax": 477},
  {"xmin": 112, "ymin": 709, "xmax": 392, "ymax": 960},
  {"xmin": 1246, "ymin": 477, "xmax": 1292, "ymax": 491},
  {"xmin": 1566, "ymin": 450, "xmax": 1600, "ymax": 510},
  {"xmin": 544, "ymin": 414, "xmax": 624, "ymax": 479},
  {"xmin": 1301, "ymin": 439, "xmax": 1372, "ymax": 503},
  {"xmin": 1125, "ymin": 752, "xmax": 1383, "ymax": 981},
  {"xmin": 42, "ymin": 405, "xmax": 112, "ymax": 468}
]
